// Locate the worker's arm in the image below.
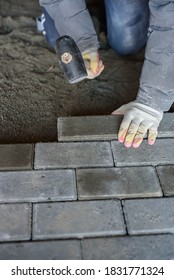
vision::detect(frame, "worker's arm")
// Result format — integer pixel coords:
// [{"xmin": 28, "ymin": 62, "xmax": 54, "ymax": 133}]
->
[
  {"xmin": 136, "ymin": 0, "xmax": 174, "ymax": 111},
  {"xmin": 113, "ymin": 0, "xmax": 174, "ymax": 148},
  {"xmin": 39, "ymin": 0, "xmax": 104, "ymax": 78}
]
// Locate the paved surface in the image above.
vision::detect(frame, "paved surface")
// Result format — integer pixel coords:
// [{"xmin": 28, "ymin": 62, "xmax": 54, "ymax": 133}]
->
[{"xmin": 0, "ymin": 115, "xmax": 174, "ymax": 260}]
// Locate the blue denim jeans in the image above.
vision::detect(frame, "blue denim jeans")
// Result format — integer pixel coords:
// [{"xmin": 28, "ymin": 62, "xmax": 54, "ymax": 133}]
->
[
  {"xmin": 40, "ymin": 7, "xmax": 60, "ymax": 48},
  {"xmin": 41, "ymin": 0, "xmax": 149, "ymax": 55},
  {"xmin": 104, "ymin": 0, "xmax": 149, "ymax": 55}
]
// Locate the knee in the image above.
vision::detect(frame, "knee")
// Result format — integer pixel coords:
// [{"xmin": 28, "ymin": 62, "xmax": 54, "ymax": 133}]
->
[
  {"xmin": 105, "ymin": 0, "xmax": 149, "ymax": 55},
  {"xmin": 108, "ymin": 28, "xmax": 147, "ymax": 55}
]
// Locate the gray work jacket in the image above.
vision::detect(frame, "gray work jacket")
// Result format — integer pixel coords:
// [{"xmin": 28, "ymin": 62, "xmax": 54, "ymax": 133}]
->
[{"xmin": 40, "ymin": 0, "xmax": 174, "ymax": 112}]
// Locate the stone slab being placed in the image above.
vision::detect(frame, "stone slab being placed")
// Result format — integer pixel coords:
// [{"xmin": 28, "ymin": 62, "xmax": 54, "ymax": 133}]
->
[
  {"xmin": 77, "ymin": 167, "xmax": 162, "ymax": 200},
  {"xmin": 156, "ymin": 165, "xmax": 174, "ymax": 196},
  {"xmin": 111, "ymin": 139, "xmax": 174, "ymax": 166},
  {"xmin": 0, "ymin": 144, "xmax": 33, "ymax": 170},
  {"xmin": 33, "ymin": 200, "xmax": 126, "ymax": 240},
  {"xmin": 123, "ymin": 197, "xmax": 174, "ymax": 235},
  {"xmin": 82, "ymin": 234, "xmax": 174, "ymax": 260},
  {"xmin": 35, "ymin": 142, "xmax": 114, "ymax": 169},
  {"xmin": 0, "ymin": 204, "xmax": 31, "ymax": 242},
  {"xmin": 58, "ymin": 113, "xmax": 174, "ymax": 142},
  {"xmin": 0, "ymin": 170, "xmax": 76, "ymax": 203},
  {"xmin": 0, "ymin": 240, "xmax": 81, "ymax": 260},
  {"xmin": 58, "ymin": 115, "xmax": 122, "ymax": 141}
]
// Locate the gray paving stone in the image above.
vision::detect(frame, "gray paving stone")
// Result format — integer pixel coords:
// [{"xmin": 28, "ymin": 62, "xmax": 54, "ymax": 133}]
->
[
  {"xmin": 77, "ymin": 167, "xmax": 162, "ymax": 200},
  {"xmin": 35, "ymin": 142, "xmax": 113, "ymax": 169},
  {"xmin": 111, "ymin": 139, "xmax": 174, "ymax": 166},
  {"xmin": 58, "ymin": 115, "xmax": 122, "ymax": 141},
  {"xmin": 0, "ymin": 144, "xmax": 33, "ymax": 170},
  {"xmin": 158, "ymin": 113, "xmax": 174, "ymax": 137},
  {"xmin": 0, "ymin": 204, "xmax": 31, "ymax": 241},
  {"xmin": 0, "ymin": 240, "xmax": 81, "ymax": 260},
  {"xmin": 0, "ymin": 170, "xmax": 76, "ymax": 203},
  {"xmin": 82, "ymin": 234, "xmax": 174, "ymax": 260},
  {"xmin": 33, "ymin": 200, "xmax": 126, "ymax": 239},
  {"xmin": 156, "ymin": 165, "xmax": 174, "ymax": 196},
  {"xmin": 123, "ymin": 198, "xmax": 174, "ymax": 235},
  {"xmin": 58, "ymin": 113, "xmax": 174, "ymax": 142}
]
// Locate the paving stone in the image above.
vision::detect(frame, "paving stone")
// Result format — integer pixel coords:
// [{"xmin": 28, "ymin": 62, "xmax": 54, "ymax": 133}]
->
[
  {"xmin": 58, "ymin": 115, "xmax": 122, "ymax": 141},
  {"xmin": 0, "ymin": 240, "xmax": 81, "ymax": 260},
  {"xmin": 0, "ymin": 204, "xmax": 31, "ymax": 241},
  {"xmin": 0, "ymin": 144, "xmax": 33, "ymax": 170},
  {"xmin": 58, "ymin": 113, "xmax": 174, "ymax": 142},
  {"xmin": 156, "ymin": 165, "xmax": 174, "ymax": 196},
  {"xmin": 35, "ymin": 142, "xmax": 113, "ymax": 169},
  {"xmin": 0, "ymin": 170, "xmax": 76, "ymax": 203},
  {"xmin": 111, "ymin": 139, "xmax": 174, "ymax": 166},
  {"xmin": 33, "ymin": 200, "xmax": 125, "ymax": 239},
  {"xmin": 82, "ymin": 234, "xmax": 174, "ymax": 260},
  {"xmin": 158, "ymin": 113, "xmax": 174, "ymax": 137},
  {"xmin": 123, "ymin": 198, "xmax": 174, "ymax": 235},
  {"xmin": 77, "ymin": 167, "xmax": 162, "ymax": 200}
]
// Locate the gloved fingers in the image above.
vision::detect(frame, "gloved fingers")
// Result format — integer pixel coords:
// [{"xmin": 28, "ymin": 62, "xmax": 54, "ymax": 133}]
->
[
  {"xmin": 84, "ymin": 59, "xmax": 90, "ymax": 70},
  {"xmin": 124, "ymin": 121, "xmax": 141, "ymax": 148},
  {"xmin": 148, "ymin": 126, "xmax": 158, "ymax": 145},
  {"xmin": 117, "ymin": 114, "xmax": 133, "ymax": 143},
  {"xmin": 132, "ymin": 123, "xmax": 149, "ymax": 148},
  {"xmin": 86, "ymin": 60, "xmax": 104, "ymax": 79},
  {"xmin": 83, "ymin": 52, "xmax": 100, "ymax": 74}
]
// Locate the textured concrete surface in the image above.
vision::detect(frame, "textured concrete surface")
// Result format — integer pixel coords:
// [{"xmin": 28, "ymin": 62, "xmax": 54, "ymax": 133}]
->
[
  {"xmin": 82, "ymin": 235, "xmax": 174, "ymax": 260},
  {"xmin": 157, "ymin": 165, "xmax": 174, "ymax": 196},
  {"xmin": 0, "ymin": 170, "xmax": 76, "ymax": 203},
  {"xmin": 35, "ymin": 142, "xmax": 114, "ymax": 169},
  {"xmin": 33, "ymin": 200, "xmax": 125, "ymax": 239},
  {"xmin": 0, "ymin": 144, "xmax": 33, "ymax": 170},
  {"xmin": 0, "ymin": 240, "xmax": 81, "ymax": 260},
  {"xmin": 0, "ymin": 116, "xmax": 174, "ymax": 259},
  {"xmin": 123, "ymin": 198, "xmax": 174, "ymax": 235},
  {"xmin": 77, "ymin": 167, "xmax": 162, "ymax": 200},
  {"xmin": 0, "ymin": 204, "xmax": 31, "ymax": 241},
  {"xmin": 111, "ymin": 139, "xmax": 174, "ymax": 166}
]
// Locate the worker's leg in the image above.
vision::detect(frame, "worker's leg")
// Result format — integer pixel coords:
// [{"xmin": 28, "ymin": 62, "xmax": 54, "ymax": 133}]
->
[
  {"xmin": 38, "ymin": 7, "xmax": 60, "ymax": 49},
  {"xmin": 104, "ymin": 0, "xmax": 149, "ymax": 55}
]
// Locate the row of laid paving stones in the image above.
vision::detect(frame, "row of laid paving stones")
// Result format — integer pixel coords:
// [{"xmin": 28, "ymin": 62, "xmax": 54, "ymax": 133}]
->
[
  {"xmin": 1, "ymin": 139, "xmax": 174, "ymax": 170},
  {"xmin": 58, "ymin": 114, "xmax": 174, "ymax": 141},
  {"xmin": 0, "ymin": 234, "xmax": 174, "ymax": 260},
  {"xmin": 0, "ymin": 144, "xmax": 174, "ymax": 197},
  {"xmin": 35, "ymin": 140, "xmax": 174, "ymax": 168},
  {"xmin": 0, "ymin": 166, "xmax": 166, "ymax": 203},
  {"xmin": 1, "ymin": 198, "xmax": 174, "ymax": 242}
]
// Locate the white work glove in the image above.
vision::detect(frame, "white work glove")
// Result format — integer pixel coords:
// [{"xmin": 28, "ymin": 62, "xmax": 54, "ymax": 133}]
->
[
  {"xmin": 82, "ymin": 48, "xmax": 104, "ymax": 79},
  {"xmin": 112, "ymin": 101, "xmax": 163, "ymax": 148}
]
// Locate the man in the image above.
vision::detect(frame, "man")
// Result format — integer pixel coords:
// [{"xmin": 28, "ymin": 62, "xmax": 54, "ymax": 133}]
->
[{"xmin": 39, "ymin": 0, "xmax": 174, "ymax": 148}]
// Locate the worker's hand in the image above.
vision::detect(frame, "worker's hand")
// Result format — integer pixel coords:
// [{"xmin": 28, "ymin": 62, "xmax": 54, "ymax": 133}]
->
[
  {"xmin": 112, "ymin": 101, "xmax": 163, "ymax": 148},
  {"xmin": 82, "ymin": 48, "xmax": 104, "ymax": 79}
]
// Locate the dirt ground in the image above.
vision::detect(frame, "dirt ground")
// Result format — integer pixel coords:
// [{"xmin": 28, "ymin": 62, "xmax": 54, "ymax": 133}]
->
[{"xmin": 0, "ymin": 4, "xmax": 161, "ymax": 144}]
